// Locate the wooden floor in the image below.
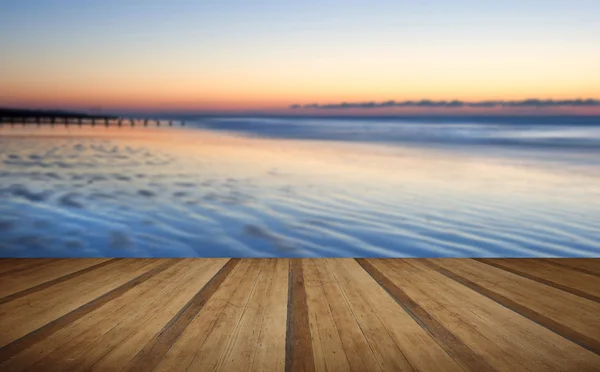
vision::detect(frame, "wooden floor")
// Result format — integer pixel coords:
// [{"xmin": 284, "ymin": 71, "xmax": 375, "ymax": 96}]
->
[{"xmin": 0, "ymin": 258, "xmax": 599, "ymax": 371}]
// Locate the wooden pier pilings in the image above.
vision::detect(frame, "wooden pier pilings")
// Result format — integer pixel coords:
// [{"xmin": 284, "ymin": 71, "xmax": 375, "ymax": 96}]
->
[
  {"xmin": 0, "ymin": 109, "xmax": 186, "ymax": 128},
  {"xmin": 0, "ymin": 116, "xmax": 185, "ymax": 128}
]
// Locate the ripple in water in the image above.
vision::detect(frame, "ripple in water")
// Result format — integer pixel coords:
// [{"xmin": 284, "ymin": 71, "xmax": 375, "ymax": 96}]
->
[{"xmin": 0, "ymin": 125, "xmax": 599, "ymax": 257}]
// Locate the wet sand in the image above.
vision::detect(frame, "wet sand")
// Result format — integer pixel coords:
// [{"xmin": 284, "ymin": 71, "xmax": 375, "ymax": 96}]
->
[{"xmin": 1, "ymin": 126, "xmax": 599, "ymax": 257}]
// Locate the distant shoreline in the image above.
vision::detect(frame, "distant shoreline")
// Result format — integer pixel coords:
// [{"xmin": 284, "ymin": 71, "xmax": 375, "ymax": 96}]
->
[{"xmin": 2, "ymin": 107, "xmax": 599, "ymax": 126}]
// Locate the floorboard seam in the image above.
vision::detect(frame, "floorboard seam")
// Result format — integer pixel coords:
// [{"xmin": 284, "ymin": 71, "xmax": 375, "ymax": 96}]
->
[{"xmin": 286, "ymin": 259, "xmax": 316, "ymax": 372}]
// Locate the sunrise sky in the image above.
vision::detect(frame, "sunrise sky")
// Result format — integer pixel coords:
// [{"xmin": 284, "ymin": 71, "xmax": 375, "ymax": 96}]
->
[{"xmin": 1, "ymin": 0, "xmax": 599, "ymax": 115}]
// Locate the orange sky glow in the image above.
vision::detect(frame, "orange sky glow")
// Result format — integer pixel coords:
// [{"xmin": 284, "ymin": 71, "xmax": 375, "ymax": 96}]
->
[{"xmin": 2, "ymin": 1, "xmax": 599, "ymax": 115}]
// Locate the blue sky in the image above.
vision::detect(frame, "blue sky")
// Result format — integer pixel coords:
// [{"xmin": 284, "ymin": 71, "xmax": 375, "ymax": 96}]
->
[{"xmin": 1, "ymin": 0, "xmax": 599, "ymax": 113}]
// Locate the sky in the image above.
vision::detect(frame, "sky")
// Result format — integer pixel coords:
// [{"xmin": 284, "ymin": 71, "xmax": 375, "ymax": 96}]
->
[{"xmin": 1, "ymin": 0, "xmax": 599, "ymax": 115}]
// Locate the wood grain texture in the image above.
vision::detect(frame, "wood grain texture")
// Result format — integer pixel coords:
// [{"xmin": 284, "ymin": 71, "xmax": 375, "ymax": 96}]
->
[
  {"xmin": 425, "ymin": 259, "xmax": 600, "ymax": 355},
  {"xmin": 0, "ymin": 259, "xmax": 175, "ymax": 363},
  {"xmin": 333, "ymin": 258, "xmax": 465, "ymax": 372},
  {"xmin": 306, "ymin": 260, "xmax": 380, "ymax": 372},
  {"xmin": 92, "ymin": 259, "xmax": 231, "ymax": 372},
  {"xmin": 23, "ymin": 259, "xmax": 208, "ymax": 372},
  {"xmin": 303, "ymin": 259, "xmax": 352, "ymax": 372},
  {"xmin": 153, "ymin": 259, "xmax": 256, "ymax": 372},
  {"xmin": 1, "ymin": 260, "xmax": 202, "ymax": 372},
  {"xmin": 357, "ymin": 258, "xmax": 491, "ymax": 372},
  {"xmin": 183, "ymin": 259, "xmax": 265, "ymax": 372},
  {"xmin": 0, "ymin": 258, "xmax": 599, "ymax": 372},
  {"xmin": 251, "ymin": 259, "xmax": 289, "ymax": 372},
  {"xmin": 373, "ymin": 259, "xmax": 600, "ymax": 371},
  {"xmin": 124, "ymin": 258, "xmax": 238, "ymax": 372}
]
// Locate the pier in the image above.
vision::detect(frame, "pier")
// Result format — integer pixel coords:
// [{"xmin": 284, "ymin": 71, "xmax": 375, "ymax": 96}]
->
[
  {"xmin": 0, "ymin": 258, "xmax": 599, "ymax": 371},
  {"xmin": 0, "ymin": 109, "xmax": 185, "ymax": 128}
]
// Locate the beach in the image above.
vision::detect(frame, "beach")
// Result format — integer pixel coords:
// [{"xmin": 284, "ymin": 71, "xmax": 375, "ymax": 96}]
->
[{"xmin": 1, "ymin": 117, "xmax": 599, "ymax": 257}]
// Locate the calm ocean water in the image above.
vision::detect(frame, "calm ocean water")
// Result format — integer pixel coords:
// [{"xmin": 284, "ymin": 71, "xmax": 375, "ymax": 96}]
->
[{"xmin": 1, "ymin": 116, "xmax": 599, "ymax": 257}]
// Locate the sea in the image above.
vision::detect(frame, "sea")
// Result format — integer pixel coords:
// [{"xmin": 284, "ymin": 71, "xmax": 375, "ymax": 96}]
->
[{"xmin": 1, "ymin": 115, "xmax": 599, "ymax": 257}]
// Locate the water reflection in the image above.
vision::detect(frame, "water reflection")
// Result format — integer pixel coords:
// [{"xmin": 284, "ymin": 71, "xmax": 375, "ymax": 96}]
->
[{"xmin": 0, "ymin": 126, "xmax": 599, "ymax": 257}]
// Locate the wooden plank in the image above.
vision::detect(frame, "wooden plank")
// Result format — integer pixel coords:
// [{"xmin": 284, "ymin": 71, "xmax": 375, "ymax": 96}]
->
[
  {"xmin": 89, "ymin": 259, "xmax": 229, "ymax": 371},
  {"xmin": 303, "ymin": 259, "xmax": 352, "ymax": 372},
  {"xmin": 0, "ymin": 259, "xmax": 187, "ymax": 372},
  {"xmin": 123, "ymin": 258, "xmax": 239, "ymax": 372},
  {"xmin": 181, "ymin": 259, "xmax": 265, "ymax": 372},
  {"xmin": 356, "ymin": 259, "xmax": 490, "ymax": 372},
  {"xmin": 1, "ymin": 258, "xmax": 600, "ymax": 371},
  {"xmin": 51, "ymin": 259, "xmax": 228, "ymax": 372},
  {"xmin": 0, "ymin": 259, "xmax": 162, "ymax": 347},
  {"xmin": 17, "ymin": 259, "xmax": 195, "ymax": 371},
  {"xmin": 218, "ymin": 259, "xmax": 278, "ymax": 371},
  {"xmin": 0, "ymin": 259, "xmax": 118, "ymax": 305},
  {"xmin": 0, "ymin": 259, "xmax": 198, "ymax": 372},
  {"xmin": 477, "ymin": 259, "xmax": 600, "ymax": 303},
  {"xmin": 336, "ymin": 259, "xmax": 464, "ymax": 372},
  {"xmin": 0, "ymin": 259, "xmax": 174, "ymax": 360},
  {"xmin": 308, "ymin": 260, "xmax": 382, "ymax": 372},
  {"xmin": 286, "ymin": 259, "xmax": 316, "ymax": 372},
  {"xmin": 152, "ymin": 259, "xmax": 255, "ymax": 372},
  {"xmin": 425, "ymin": 259, "xmax": 600, "ymax": 355},
  {"xmin": 370, "ymin": 259, "xmax": 600, "ymax": 371},
  {"xmin": 250, "ymin": 259, "xmax": 289, "ymax": 372}
]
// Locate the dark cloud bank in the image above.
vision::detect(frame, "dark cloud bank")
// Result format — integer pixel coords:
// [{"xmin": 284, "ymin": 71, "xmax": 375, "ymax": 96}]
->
[{"xmin": 290, "ymin": 99, "xmax": 600, "ymax": 110}]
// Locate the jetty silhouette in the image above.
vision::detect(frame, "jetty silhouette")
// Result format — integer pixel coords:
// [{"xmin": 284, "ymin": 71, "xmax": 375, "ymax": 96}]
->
[{"xmin": 0, "ymin": 108, "xmax": 185, "ymax": 127}]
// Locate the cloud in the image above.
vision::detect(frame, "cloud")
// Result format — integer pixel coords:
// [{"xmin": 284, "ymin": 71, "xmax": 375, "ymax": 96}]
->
[{"xmin": 290, "ymin": 98, "xmax": 600, "ymax": 109}]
